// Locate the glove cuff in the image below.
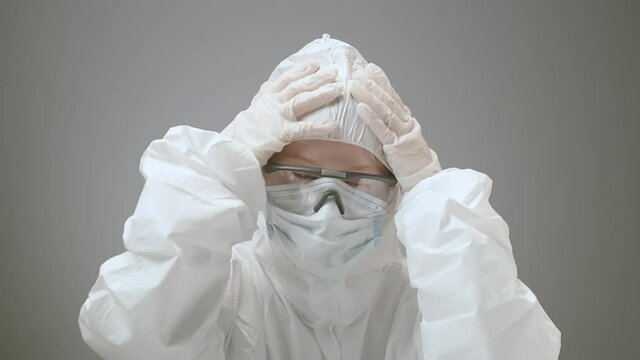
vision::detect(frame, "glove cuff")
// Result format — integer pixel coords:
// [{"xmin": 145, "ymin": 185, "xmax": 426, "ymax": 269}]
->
[{"xmin": 397, "ymin": 148, "xmax": 442, "ymax": 192}]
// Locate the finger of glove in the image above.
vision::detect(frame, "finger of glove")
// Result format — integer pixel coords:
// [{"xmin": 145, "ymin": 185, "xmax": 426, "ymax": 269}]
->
[
  {"xmin": 364, "ymin": 63, "xmax": 412, "ymax": 116},
  {"xmin": 356, "ymin": 103, "xmax": 397, "ymax": 145},
  {"xmin": 362, "ymin": 78, "xmax": 412, "ymax": 129},
  {"xmin": 290, "ymin": 82, "xmax": 343, "ymax": 119},
  {"xmin": 272, "ymin": 60, "xmax": 320, "ymax": 92},
  {"xmin": 279, "ymin": 68, "xmax": 337, "ymax": 102},
  {"xmin": 284, "ymin": 120, "xmax": 338, "ymax": 142},
  {"xmin": 349, "ymin": 80, "xmax": 406, "ymax": 134}
]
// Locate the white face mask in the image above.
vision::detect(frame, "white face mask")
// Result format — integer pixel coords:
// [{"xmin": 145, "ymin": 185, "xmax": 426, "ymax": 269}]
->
[{"xmin": 264, "ymin": 178, "xmax": 398, "ymax": 280}]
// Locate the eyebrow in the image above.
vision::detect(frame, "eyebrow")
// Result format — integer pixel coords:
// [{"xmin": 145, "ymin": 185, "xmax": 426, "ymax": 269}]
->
[{"xmin": 273, "ymin": 154, "xmax": 387, "ymax": 175}]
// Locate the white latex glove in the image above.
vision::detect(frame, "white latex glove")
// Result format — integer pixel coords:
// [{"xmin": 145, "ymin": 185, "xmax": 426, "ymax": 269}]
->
[
  {"xmin": 348, "ymin": 63, "xmax": 442, "ymax": 192},
  {"xmin": 222, "ymin": 60, "xmax": 343, "ymax": 165}
]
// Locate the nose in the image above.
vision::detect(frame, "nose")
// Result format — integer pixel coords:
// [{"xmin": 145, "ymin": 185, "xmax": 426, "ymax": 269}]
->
[{"xmin": 313, "ymin": 190, "xmax": 345, "ymax": 215}]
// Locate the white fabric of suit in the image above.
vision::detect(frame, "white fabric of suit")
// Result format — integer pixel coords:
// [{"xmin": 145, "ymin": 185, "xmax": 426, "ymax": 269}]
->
[{"xmin": 78, "ymin": 124, "xmax": 561, "ymax": 359}]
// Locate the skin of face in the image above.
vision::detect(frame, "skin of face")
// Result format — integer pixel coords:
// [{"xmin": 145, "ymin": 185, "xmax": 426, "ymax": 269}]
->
[{"xmin": 268, "ymin": 140, "xmax": 391, "ymax": 175}]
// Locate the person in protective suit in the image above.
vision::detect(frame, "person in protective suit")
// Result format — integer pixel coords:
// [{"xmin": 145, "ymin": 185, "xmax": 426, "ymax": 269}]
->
[{"xmin": 78, "ymin": 34, "xmax": 561, "ymax": 359}]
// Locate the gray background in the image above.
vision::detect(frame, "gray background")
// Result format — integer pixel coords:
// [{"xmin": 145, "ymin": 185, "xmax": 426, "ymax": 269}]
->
[{"xmin": 1, "ymin": 0, "xmax": 637, "ymax": 359}]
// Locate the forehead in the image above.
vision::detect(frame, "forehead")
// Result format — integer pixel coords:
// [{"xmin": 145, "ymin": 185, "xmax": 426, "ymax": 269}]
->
[{"xmin": 270, "ymin": 140, "xmax": 389, "ymax": 175}]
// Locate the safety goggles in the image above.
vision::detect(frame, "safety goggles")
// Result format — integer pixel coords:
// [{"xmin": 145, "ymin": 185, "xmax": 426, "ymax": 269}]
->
[{"xmin": 262, "ymin": 161, "xmax": 398, "ymax": 201}]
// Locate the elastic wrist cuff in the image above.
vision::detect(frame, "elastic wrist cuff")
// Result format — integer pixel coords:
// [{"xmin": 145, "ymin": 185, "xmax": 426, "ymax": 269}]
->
[{"xmin": 397, "ymin": 148, "xmax": 442, "ymax": 192}]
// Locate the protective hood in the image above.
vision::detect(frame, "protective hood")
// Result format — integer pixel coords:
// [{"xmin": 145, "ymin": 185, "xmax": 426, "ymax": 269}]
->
[{"xmin": 266, "ymin": 34, "xmax": 389, "ymax": 169}]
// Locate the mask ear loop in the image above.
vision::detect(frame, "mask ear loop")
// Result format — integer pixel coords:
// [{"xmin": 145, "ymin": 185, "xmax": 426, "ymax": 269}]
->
[{"xmin": 313, "ymin": 190, "xmax": 345, "ymax": 214}]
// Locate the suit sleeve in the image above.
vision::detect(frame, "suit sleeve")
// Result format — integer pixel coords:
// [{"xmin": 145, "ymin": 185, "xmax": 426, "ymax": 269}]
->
[
  {"xmin": 78, "ymin": 125, "xmax": 266, "ymax": 359},
  {"xmin": 395, "ymin": 166, "xmax": 561, "ymax": 360}
]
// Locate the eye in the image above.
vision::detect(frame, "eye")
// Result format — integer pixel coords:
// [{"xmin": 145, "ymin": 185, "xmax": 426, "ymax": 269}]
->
[
  {"xmin": 292, "ymin": 172, "xmax": 316, "ymax": 180},
  {"xmin": 344, "ymin": 180, "xmax": 359, "ymax": 187}
]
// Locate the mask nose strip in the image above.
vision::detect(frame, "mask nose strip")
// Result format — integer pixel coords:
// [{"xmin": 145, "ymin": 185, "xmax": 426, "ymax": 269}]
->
[{"xmin": 313, "ymin": 190, "xmax": 345, "ymax": 215}]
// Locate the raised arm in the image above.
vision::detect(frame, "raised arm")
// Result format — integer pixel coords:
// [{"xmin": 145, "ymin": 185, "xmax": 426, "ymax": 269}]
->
[
  {"xmin": 395, "ymin": 168, "xmax": 561, "ymax": 360},
  {"xmin": 78, "ymin": 125, "xmax": 265, "ymax": 359}
]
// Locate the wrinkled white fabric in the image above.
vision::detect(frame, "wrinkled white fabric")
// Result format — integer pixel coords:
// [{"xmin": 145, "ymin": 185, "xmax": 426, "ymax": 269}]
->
[
  {"xmin": 264, "ymin": 34, "xmax": 390, "ymax": 169},
  {"xmin": 78, "ymin": 125, "xmax": 561, "ymax": 359}
]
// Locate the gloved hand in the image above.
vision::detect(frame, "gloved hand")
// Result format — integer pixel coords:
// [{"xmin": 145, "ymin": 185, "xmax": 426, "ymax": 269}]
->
[
  {"xmin": 222, "ymin": 60, "xmax": 343, "ymax": 166},
  {"xmin": 348, "ymin": 63, "xmax": 442, "ymax": 192}
]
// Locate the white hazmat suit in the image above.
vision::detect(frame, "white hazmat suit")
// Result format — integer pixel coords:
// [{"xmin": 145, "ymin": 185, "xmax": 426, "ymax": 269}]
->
[{"xmin": 79, "ymin": 35, "xmax": 561, "ymax": 359}]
